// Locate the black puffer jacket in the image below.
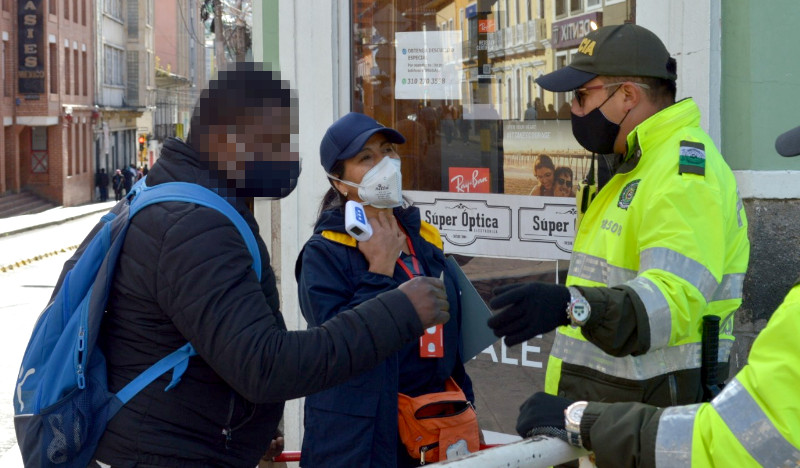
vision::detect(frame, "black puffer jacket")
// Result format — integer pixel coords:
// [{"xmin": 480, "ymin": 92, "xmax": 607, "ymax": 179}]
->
[{"xmin": 94, "ymin": 138, "xmax": 424, "ymax": 467}]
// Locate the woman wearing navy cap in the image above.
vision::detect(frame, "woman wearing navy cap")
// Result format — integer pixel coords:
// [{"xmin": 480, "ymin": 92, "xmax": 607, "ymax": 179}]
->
[{"xmin": 295, "ymin": 112, "xmax": 477, "ymax": 467}]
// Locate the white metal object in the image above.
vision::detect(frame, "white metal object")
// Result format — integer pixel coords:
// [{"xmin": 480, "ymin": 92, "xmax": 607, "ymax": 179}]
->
[{"xmin": 428, "ymin": 436, "xmax": 591, "ymax": 468}]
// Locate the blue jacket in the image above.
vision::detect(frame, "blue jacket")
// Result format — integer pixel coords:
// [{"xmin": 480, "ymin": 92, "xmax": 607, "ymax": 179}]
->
[{"xmin": 295, "ymin": 205, "xmax": 473, "ymax": 467}]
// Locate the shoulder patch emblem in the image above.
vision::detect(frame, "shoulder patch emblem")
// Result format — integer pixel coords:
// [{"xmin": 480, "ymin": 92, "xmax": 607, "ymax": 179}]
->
[
  {"xmin": 679, "ymin": 140, "xmax": 706, "ymax": 176},
  {"xmin": 618, "ymin": 179, "xmax": 640, "ymax": 210}
]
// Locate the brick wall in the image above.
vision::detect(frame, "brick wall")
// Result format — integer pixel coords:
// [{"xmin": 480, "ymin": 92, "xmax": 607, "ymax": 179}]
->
[{"xmin": 5, "ymin": 0, "xmax": 95, "ymax": 206}]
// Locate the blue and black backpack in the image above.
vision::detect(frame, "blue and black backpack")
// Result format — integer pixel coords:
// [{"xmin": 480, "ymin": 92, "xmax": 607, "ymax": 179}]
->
[{"xmin": 13, "ymin": 178, "xmax": 261, "ymax": 467}]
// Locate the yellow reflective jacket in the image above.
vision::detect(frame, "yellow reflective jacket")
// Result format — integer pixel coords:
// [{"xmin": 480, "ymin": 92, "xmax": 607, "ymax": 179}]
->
[
  {"xmin": 546, "ymin": 99, "xmax": 750, "ymax": 406},
  {"xmin": 658, "ymin": 282, "xmax": 800, "ymax": 466},
  {"xmin": 581, "ymin": 283, "xmax": 800, "ymax": 467}
]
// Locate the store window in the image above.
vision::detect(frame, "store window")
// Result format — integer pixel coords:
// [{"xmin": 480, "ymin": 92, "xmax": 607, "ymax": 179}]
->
[
  {"xmin": 347, "ymin": 0, "xmax": 639, "ymax": 264},
  {"xmin": 348, "ymin": 0, "xmax": 635, "ymax": 434}
]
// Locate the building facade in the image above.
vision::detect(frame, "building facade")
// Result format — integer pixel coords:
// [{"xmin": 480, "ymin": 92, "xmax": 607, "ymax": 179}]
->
[
  {"xmin": 93, "ymin": 0, "xmax": 155, "ymax": 180},
  {"xmin": 2, "ymin": 0, "xmax": 94, "ymax": 206},
  {"xmin": 153, "ymin": 0, "xmax": 206, "ymax": 147}
]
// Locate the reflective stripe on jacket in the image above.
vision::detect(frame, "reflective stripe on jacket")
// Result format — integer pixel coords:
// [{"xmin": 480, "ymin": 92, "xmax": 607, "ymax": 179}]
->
[
  {"xmin": 547, "ymin": 98, "xmax": 750, "ymax": 405},
  {"xmin": 652, "ymin": 283, "xmax": 800, "ymax": 467}
]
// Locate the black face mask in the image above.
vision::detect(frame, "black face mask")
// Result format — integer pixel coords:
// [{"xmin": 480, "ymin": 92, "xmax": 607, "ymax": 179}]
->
[{"xmin": 571, "ymin": 86, "xmax": 628, "ymax": 154}]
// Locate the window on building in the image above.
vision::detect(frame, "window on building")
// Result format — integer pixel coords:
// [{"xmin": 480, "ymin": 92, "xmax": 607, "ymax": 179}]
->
[
  {"xmin": 49, "ymin": 43, "xmax": 58, "ymax": 94},
  {"xmin": 73, "ymin": 48, "xmax": 79, "ymax": 95},
  {"xmin": 82, "ymin": 50, "xmax": 87, "ymax": 95},
  {"xmin": 64, "ymin": 46, "xmax": 71, "ymax": 94},
  {"xmin": 2, "ymin": 39, "xmax": 9, "ymax": 97},
  {"xmin": 104, "ymin": 0, "xmax": 122, "ymax": 20},
  {"xmin": 2, "ymin": 0, "xmax": 9, "ymax": 12},
  {"xmin": 539, "ymin": 0, "xmax": 545, "ymax": 18},
  {"xmin": 63, "ymin": 0, "xmax": 68, "ymax": 20},
  {"xmin": 104, "ymin": 45, "xmax": 124, "ymax": 86},
  {"xmin": 48, "ymin": 0, "xmax": 56, "ymax": 15},
  {"xmin": 73, "ymin": 0, "xmax": 78, "ymax": 24},
  {"xmin": 81, "ymin": 0, "xmax": 86, "ymax": 25},
  {"xmin": 31, "ymin": 127, "xmax": 48, "ymax": 174},
  {"xmin": 570, "ymin": 0, "xmax": 582, "ymax": 14},
  {"xmin": 555, "ymin": 0, "xmax": 566, "ymax": 17},
  {"xmin": 67, "ymin": 121, "xmax": 73, "ymax": 175},
  {"xmin": 587, "ymin": 0, "xmax": 601, "ymax": 8}
]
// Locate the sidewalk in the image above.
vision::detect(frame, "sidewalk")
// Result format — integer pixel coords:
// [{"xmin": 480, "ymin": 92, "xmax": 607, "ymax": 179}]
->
[
  {"xmin": 0, "ymin": 201, "xmax": 116, "ymax": 238},
  {"xmin": 0, "ymin": 201, "xmax": 116, "ymax": 272}
]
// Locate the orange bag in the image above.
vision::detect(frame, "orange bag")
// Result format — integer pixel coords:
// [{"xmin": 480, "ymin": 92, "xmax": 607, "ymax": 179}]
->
[{"xmin": 397, "ymin": 378, "xmax": 480, "ymax": 464}]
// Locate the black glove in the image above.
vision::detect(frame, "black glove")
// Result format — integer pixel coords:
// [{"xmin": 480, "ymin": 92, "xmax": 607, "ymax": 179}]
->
[
  {"xmin": 516, "ymin": 392, "xmax": 574, "ymax": 438},
  {"xmin": 488, "ymin": 282, "xmax": 571, "ymax": 346}
]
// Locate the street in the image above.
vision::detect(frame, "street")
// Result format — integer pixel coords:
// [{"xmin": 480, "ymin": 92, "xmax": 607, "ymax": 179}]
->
[{"xmin": 0, "ymin": 212, "xmax": 110, "ymax": 463}]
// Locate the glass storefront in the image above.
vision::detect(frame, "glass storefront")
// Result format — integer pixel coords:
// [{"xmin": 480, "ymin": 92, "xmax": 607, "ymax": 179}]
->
[{"xmin": 349, "ymin": 0, "xmax": 635, "ymax": 433}]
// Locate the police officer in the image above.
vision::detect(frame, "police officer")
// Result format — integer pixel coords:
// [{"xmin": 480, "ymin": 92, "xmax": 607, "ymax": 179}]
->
[
  {"xmin": 488, "ymin": 23, "xmax": 750, "ymax": 408},
  {"xmin": 515, "ymin": 125, "xmax": 800, "ymax": 467}
]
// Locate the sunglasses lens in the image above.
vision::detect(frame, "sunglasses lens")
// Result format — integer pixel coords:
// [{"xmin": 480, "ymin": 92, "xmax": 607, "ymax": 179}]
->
[{"xmin": 557, "ymin": 178, "xmax": 573, "ymax": 188}]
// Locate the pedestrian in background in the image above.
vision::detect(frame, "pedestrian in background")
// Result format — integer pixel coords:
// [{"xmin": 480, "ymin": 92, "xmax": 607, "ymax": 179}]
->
[
  {"xmin": 122, "ymin": 164, "xmax": 133, "ymax": 195},
  {"xmin": 97, "ymin": 168, "xmax": 109, "ymax": 202},
  {"xmin": 112, "ymin": 169, "xmax": 124, "ymax": 201}
]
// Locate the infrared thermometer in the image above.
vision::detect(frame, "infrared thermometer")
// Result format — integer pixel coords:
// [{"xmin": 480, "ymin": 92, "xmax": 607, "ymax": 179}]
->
[{"xmin": 345, "ymin": 200, "xmax": 373, "ymax": 242}]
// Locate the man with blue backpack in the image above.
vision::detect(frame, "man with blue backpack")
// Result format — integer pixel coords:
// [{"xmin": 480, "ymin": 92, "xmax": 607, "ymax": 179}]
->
[{"xmin": 14, "ymin": 62, "xmax": 451, "ymax": 467}]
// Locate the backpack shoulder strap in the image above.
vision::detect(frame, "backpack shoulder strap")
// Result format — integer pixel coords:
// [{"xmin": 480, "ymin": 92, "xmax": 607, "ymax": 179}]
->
[
  {"xmin": 130, "ymin": 180, "xmax": 262, "ymax": 280},
  {"xmin": 108, "ymin": 180, "xmax": 263, "ymax": 420}
]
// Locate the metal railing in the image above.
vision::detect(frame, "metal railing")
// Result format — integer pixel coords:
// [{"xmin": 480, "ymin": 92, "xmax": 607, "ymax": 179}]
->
[
  {"xmin": 428, "ymin": 436, "xmax": 590, "ymax": 467},
  {"xmin": 272, "ymin": 437, "xmax": 592, "ymax": 467}
]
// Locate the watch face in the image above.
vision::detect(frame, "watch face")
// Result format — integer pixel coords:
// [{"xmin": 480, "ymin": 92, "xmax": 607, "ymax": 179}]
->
[
  {"xmin": 572, "ymin": 301, "xmax": 590, "ymax": 322},
  {"xmin": 568, "ymin": 403, "xmax": 586, "ymax": 423}
]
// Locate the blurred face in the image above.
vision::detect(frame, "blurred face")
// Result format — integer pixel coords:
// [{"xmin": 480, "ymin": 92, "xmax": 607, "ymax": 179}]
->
[
  {"xmin": 535, "ymin": 166, "xmax": 554, "ymax": 190},
  {"xmin": 334, "ymin": 133, "xmax": 400, "ymax": 203},
  {"xmin": 195, "ymin": 104, "xmax": 300, "ymax": 198},
  {"xmin": 554, "ymin": 172, "xmax": 573, "ymax": 196},
  {"xmin": 201, "ymin": 106, "xmax": 298, "ymax": 172}
]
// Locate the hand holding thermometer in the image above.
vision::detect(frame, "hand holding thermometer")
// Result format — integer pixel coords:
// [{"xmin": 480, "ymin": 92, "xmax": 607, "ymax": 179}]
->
[{"xmin": 345, "ymin": 200, "xmax": 373, "ymax": 241}]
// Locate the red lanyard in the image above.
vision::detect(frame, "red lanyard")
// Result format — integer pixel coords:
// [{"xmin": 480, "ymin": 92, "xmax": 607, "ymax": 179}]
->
[{"xmin": 396, "ymin": 230, "xmax": 422, "ymax": 280}]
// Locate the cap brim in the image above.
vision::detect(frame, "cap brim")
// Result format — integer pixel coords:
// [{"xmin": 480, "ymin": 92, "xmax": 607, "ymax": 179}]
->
[
  {"xmin": 535, "ymin": 67, "xmax": 598, "ymax": 92},
  {"xmin": 337, "ymin": 128, "xmax": 406, "ymax": 163},
  {"xmin": 775, "ymin": 125, "xmax": 800, "ymax": 157}
]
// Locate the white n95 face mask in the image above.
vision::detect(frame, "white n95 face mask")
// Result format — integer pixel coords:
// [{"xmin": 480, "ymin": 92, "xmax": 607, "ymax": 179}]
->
[{"xmin": 328, "ymin": 157, "xmax": 403, "ymax": 208}]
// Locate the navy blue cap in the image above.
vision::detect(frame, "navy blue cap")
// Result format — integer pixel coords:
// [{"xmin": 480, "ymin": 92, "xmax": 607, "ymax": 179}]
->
[{"xmin": 320, "ymin": 112, "xmax": 405, "ymax": 173}]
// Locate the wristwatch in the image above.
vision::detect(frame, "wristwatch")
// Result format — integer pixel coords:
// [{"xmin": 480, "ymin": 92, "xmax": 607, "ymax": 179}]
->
[
  {"xmin": 564, "ymin": 401, "xmax": 588, "ymax": 448},
  {"xmin": 566, "ymin": 286, "xmax": 591, "ymax": 326}
]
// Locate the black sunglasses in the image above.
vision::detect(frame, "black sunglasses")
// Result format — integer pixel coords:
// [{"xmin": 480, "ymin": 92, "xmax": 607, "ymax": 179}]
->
[{"xmin": 556, "ymin": 177, "xmax": 573, "ymax": 188}]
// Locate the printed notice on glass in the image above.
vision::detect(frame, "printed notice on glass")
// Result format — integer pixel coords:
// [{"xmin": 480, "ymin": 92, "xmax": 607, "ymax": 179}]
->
[{"xmin": 395, "ymin": 31, "xmax": 462, "ymax": 100}]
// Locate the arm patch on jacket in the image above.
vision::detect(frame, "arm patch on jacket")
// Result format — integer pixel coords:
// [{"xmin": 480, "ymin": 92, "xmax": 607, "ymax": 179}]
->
[{"xmin": 678, "ymin": 140, "xmax": 705, "ymax": 176}]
